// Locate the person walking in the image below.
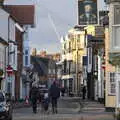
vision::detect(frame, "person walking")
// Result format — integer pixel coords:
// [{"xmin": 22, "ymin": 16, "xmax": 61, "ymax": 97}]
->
[
  {"xmin": 61, "ymin": 86, "xmax": 65, "ymax": 97},
  {"xmin": 82, "ymin": 86, "xmax": 86, "ymax": 100},
  {"xmin": 29, "ymin": 83, "xmax": 39, "ymax": 113},
  {"xmin": 49, "ymin": 81, "xmax": 60, "ymax": 114}
]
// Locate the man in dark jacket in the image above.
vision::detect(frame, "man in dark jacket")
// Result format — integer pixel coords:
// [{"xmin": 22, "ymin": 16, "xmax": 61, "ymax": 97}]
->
[
  {"xmin": 29, "ymin": 84, "xmax": 39, "ymax": 113},
  {"xmin": 49, "ymin": 81, "xmax": 60, "ymax": 114},
  {"xmin": 82, "ymin": 86, "xmax": 86, "ymax": 100}
]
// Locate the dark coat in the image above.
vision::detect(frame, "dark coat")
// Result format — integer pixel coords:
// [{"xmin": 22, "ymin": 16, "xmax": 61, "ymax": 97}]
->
[
  {"xmin": 82, "ymin": 86, "xmax": 86, "ymax": 94},
  {"xmin": 29, "ymin": 87, "xmax": 39, "ymax": 101},
  {"xmin": 49, "ymin": 84, "xmax": 60, "ymax": 99}
]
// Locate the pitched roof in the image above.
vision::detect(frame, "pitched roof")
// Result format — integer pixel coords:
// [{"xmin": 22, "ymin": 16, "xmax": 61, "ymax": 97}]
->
[{"xmin": 4, "ymin": 5, "xmax": 35, "ymax": 26}]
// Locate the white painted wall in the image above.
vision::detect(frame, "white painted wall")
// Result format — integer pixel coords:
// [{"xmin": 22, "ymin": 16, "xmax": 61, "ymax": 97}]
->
[
  {"xmin": 9, "ymin": 18, "xmax": 17, "ymax": 71},
  {"xmin": 9, "ymin": 18, "xmax": 15, "ymax": 42},
  {"xmin": 0, "ymin": 44, "xmax": 5, "ymax": 72},
  {"xmin": 98, "ymin": 0, "xmax": 107, "ymax": 11},
  {"xmin": 98, "ymin": 55, "xmax": 102, "ymax": 98},
  {"xmin": 0, "ymin": 43, "xmax": 6, "ymax": 91},
  {"xmin": 0, "ymin": 8, "xmax": 9, "ymax": 41},
  {"xmin": 87, "ymin": 47, "xmax": 92, "ymax": 73}
]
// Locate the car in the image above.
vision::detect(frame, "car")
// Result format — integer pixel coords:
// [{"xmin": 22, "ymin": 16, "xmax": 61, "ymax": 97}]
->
[{"xmin": 0, "ymin": 91, "xmax": 13, "ymax": 120}]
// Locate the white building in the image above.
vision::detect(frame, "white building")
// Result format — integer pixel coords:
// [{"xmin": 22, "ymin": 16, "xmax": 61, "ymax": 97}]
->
[{"xmin": 0, "ymin": 7, "xmax": 9, "ymax": 92}]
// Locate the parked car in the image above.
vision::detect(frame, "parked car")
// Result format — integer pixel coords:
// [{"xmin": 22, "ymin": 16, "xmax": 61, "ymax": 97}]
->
[{"xmin": 0, "ymin": 91, "xmax": 13, "ymax": 120}]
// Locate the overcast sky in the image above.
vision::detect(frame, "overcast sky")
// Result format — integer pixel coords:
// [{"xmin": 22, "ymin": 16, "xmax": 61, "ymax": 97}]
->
[{"xmin": 5, "ymin": 0, "xmax": 106, "ymax": 53}]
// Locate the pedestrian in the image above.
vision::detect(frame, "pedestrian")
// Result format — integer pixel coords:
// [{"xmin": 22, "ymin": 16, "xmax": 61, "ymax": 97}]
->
[
  {"xmin": 49, "ymin": 81, "xmax": 60, "ymax": 114},
  {"xmin": 61, "ymin": 86, "xmax": 65, "ymax": 97},
  {"xmin": 82, "ymin": 86, "xmax": 86, "ymax": 100},
  {"xmin": 29, "ymin": 83, "xmax": 39, "ymax": 113},
  {"xmin": 42, "ymin": 91, "xmax": 50, "ymax": 114}
]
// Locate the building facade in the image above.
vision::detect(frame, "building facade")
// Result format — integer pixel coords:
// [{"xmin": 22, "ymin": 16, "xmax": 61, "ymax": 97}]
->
[
  {"xmin": 85, "ymin": 26, "xmax": 105, "ymax": 101},
  {"xmin": 31, "ymin": 56, "xmax": 57, "ymax": 89},
  {"xmin": 0, "ymin": 7, "xmax": 9, "ymax": 92},
  {"xmin": 61, "ymin": 27, "xmax": 86, "ymax": 96},
  {"xmin": 4, "ymin": 5, "xmax": 35, "ymax": 100},
  {"xmin": 104, "ymin": 0, "xmax": 120, "ymax": 111}
]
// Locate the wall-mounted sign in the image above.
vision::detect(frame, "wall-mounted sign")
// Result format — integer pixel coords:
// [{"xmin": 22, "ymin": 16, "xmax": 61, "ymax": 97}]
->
[
  {"xmin": 78, "ymin": 0, "xmax": 98, "ymax": 25},
  {"xmin": 6, "ymin": 65, "xmax": 13, "ymax": 75}
]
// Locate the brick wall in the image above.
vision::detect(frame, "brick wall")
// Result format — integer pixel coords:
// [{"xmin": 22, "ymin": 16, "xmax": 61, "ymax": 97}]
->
[{"xmin": 15, "ymin": 27, "xmax": 23, "ymax": 100}]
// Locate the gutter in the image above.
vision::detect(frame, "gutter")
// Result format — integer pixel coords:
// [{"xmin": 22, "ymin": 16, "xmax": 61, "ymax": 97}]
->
[
  {"xmin": 15, "ymin": 23, "xmax": 24, "ymax": 33},
  {"xmin": 0, "ymin": 37, "xmax": 9, "ymax": 46}
]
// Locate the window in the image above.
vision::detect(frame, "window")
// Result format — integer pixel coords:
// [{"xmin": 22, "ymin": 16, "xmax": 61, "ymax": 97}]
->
[
  {"xmin": 24, "ymin": 49, "xmax": 29, "ymax": 66},
  {"xmin": 114, "ymin": 5, "xmax": 120, "ymax": 25},
  {"xmin": 111, "ymin": 5, "xmax": 120, "ymax": 52},
  {"xmin": 25, "ymin": 56, "xmax": 28, "ymax": 66},
  {"xmin": 25, "ymin": 50, "xmax": 28, "ymax": 55},
  {"xmin": 109, "ymin": 72, "xmax": 116, "ymax": 95},
  {"xmin": 113, "ymin": 26, "xmax": 120, "ymax": 47}
]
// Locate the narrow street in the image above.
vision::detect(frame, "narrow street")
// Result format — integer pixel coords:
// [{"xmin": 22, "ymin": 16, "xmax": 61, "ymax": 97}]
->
[{"xmin": 13, "ymin": 97, "xmax": 114, "ymax": 120}]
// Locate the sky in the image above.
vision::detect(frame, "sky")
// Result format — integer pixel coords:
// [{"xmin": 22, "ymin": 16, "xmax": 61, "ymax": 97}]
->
[{"xmin": 5, "ymin": 0, "xmax": 106, "ymax": 53}]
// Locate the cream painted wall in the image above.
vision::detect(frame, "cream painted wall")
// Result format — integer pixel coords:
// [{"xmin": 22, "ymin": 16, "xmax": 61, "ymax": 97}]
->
[{"xmin": 105, "ymin": 28, "xmax": 116, "ymax": 108}]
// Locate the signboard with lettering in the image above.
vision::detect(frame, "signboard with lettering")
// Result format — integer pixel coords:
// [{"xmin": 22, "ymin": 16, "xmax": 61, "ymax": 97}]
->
[{"xmin": 78, "ymin": 0, "xmax": 98, "ymax": 25}]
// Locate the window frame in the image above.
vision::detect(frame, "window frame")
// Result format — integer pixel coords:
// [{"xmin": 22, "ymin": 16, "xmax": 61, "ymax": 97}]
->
[{"xmin": 108, "ymin": 72, "xmax": 116, "ymax": 96}]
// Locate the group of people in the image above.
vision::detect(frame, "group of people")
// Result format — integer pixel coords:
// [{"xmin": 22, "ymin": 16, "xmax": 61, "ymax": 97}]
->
[
  {"xmin": 29, "ymin": 81, "xmax": 87, "ymax": 114},
  {"xmin": 29, "ymin": 81, "xmax": 60, "ymax": 114}
]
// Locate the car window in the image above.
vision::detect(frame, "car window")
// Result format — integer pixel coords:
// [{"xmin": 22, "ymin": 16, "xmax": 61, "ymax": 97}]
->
[{"xmin": 0, "ymin": 92, "xmax": 4, "ymax": 102}]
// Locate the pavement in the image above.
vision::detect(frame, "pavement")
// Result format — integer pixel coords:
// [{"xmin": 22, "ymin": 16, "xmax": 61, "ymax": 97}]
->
[
  {"xmin": 13, "ymin": 101, "xmax": 31, "ymax": 109},
  {"xmin": 13, "ymin": 97, "xmax": 114, "ymax": 120}
]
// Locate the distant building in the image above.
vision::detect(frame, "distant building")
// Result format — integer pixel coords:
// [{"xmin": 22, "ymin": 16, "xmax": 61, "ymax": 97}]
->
[
  {"xmin": 61, "ymin": 27, "xmax": 86, "ymax": 96},
  {"xmin": 37, "ymin": 50, "xmax": 61, "ymax": 62},
  {"xmin": 30, "ymin": 56, "xmax": 57, "ymax": 89},
  {"xmin": 39, "ymin": 51, "xmax": 47, "ymax": 58},
  {"xmin": 31, "ymin": 48, "xmax": 37, "ymax": 56},
  {"xmin": 56, "ymin": 61, "xmax": 63, "ymax": 87}
]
